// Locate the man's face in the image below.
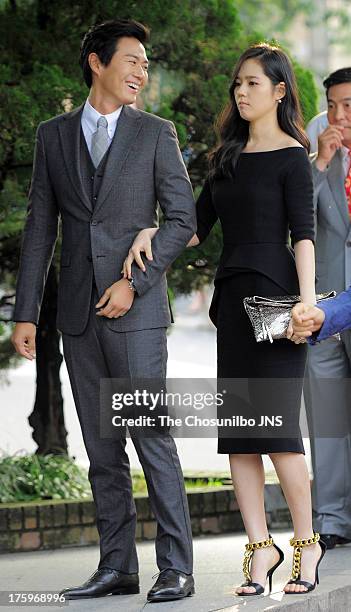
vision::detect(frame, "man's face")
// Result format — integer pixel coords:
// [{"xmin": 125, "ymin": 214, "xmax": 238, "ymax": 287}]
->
[
  {"xmin": 327, "ymin": 82, "xmax": 351, "ymax": 147},
  {"xmin": 90, "ymin": 36, "xmax": 149, "ymax": 105}
]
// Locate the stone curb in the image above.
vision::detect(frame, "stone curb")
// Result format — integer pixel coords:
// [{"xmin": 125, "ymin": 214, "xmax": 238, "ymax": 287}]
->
[{"xmin": 0, "ymin": 483, "xmax": 289, "ymax": 553}]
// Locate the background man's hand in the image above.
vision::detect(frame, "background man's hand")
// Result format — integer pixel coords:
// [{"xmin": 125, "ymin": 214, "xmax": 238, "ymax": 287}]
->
[
  {"xmin": 11, "ymin": 322, "xmax": 36, "ymax": 360},
  {"xmin": 286, "ymin": 303, "xmax": 325, "ymax": 343},
  {"xmin": 316, "ymin": 125, "xmax": 344, "ymax": 171},
  {"xmin": 95, "ymin": 278, "xmax": 135, "ymax": 318}
]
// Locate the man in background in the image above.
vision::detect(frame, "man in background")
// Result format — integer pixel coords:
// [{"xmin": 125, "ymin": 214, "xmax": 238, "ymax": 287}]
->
[{"xmin": 304, "ymin": 67, "xmax": 351, "ymax": 550}]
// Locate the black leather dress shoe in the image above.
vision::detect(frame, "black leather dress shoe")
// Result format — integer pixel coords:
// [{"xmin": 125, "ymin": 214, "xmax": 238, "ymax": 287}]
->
[
  {"xmin": 320, "ymin": 534, "xmax": 351, "ymax": 550},
  {"xmin": 60, "ymin": 568, "xmax": 139, "ymax": 599},
  {"xmin": 147, "ymin": 569, "xmax": 195, "ymax": 602}
]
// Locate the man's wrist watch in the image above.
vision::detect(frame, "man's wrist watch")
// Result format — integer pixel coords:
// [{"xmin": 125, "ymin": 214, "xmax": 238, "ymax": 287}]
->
[{"xmin": 128, "ymin": 276, "xmax": 136, "ymax": 292}]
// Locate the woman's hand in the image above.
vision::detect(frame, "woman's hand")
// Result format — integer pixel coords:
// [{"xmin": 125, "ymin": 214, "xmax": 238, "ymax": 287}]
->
[
  {"xmin": 122, "ymin": 227, "xmax": 159, "ymax": 278},
  {"xmin": 287, "ymin": 303, "xmax": 314, "ymax": 344},
  {"xmin": 287, "ymin": 302, "xmax": 324, "ymax": 344},
  {"xmin": 287, "ymin": 317, "xmax": 307, "ymax": 344}
]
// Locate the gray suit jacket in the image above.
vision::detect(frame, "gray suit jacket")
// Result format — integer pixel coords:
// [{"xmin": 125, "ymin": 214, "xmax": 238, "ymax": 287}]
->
[
  {"xmin": 312, "ymin": 150, "xmax": 351, "ymax": 294},
  {"xmin": 14, "ymin": 104, "xmax": 196, "ymax": 335}
]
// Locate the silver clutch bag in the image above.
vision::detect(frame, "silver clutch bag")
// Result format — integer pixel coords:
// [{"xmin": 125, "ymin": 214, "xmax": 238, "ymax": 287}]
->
[{"xmin": 243, "ymin": 292, "xmax": 336, "ymax": 343}]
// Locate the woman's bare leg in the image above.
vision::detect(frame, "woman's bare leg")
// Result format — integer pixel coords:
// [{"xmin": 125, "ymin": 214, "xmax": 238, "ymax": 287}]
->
[
  {"xmin": 269, "ymin": 452, "xmax": 323, "ymax": 594},
  {"xmin": 229, "ymin": 453, "xmax": 281, "ymax": 595}
]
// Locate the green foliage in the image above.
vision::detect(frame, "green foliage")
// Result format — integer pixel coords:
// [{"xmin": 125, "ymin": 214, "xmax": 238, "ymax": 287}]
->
[
  {"xmin": 235, "ymin": 0, "xmax": 313, "ymax": 35},
  {"xmin": 0, "ymin": 453, "xmax": 228, "ymax": 503},
  {"xmin": 235, "ymin": 1, "xmax": 351, "ymax": 56},
  {"xmin": 0, "ymin": 453, "xmax": 92, "ymax": 502},
  {"xmin": 324, "ymin": 7, "xmax": 351, "ymax": 52},
  {"xmin": 293, "ymin": 61, "xmax": 319, "ymax": 125}
]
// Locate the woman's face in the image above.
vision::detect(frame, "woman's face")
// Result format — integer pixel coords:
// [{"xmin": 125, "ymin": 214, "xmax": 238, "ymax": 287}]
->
[{"xmin": 233, "ymin": 58, "xmax": 283, "ymax": 122}]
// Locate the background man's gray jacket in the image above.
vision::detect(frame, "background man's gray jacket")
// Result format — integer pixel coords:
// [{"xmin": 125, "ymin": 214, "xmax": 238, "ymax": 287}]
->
[{"xmin": 312, "ymin": 150, "xmax": 351, "ymax": 294}]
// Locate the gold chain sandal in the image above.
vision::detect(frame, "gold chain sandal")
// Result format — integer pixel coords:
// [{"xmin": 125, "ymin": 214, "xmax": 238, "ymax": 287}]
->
[
  {"xmin": 237, "ymin": 535, "xmax": 284, "ymax": 597},
  {"xmin": 285, "ymin": 532, "xmax": 326, "ymax": 594}
]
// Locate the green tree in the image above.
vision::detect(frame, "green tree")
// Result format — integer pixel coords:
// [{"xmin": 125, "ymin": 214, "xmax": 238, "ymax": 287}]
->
[{"xmin": 235, "ymin": 0, "xmax": 313, "ymax": 35}]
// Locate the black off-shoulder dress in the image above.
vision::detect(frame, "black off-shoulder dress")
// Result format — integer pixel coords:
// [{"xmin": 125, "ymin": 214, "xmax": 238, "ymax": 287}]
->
[{"xmin": 196, "ymin": 148, "xmax": 315, "ymax": 454}]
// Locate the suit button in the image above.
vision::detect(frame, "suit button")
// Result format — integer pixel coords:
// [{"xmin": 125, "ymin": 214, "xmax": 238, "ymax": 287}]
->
[
  {"xmin": 93, "ymin": 196, "xmax": 97, "ymax": 201},
  {"xmin": 91, "ymin": 220, "xmax": 98, "ymax": 226},
  {"xmin": 87, "ymin": 255, "xmax": 92, "ymax": 262},
  {"xmin": 347, "ymin": 241, "xmax": 351, "ymax": 247}
]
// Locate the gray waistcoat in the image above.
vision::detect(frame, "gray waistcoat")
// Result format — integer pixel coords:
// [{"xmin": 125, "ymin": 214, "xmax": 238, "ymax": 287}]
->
[{"xmin": 79, "ymin": 128, "xmax": 111, "ymax": 208}]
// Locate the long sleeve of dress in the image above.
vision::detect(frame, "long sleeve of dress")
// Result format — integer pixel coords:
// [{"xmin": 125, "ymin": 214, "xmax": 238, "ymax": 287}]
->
[
  {"xmin": 284, "ymin": 150, "xmax": 315, "ymax": 246},
  {"xmin": 195, "ymin": 178, "xmax": 218, "ymax": 244}
]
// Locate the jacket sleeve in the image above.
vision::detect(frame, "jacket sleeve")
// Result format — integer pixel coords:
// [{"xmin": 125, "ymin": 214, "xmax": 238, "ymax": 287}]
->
[
  {"xmin": 310, "ymin": 154, "xmax": 329, "ymax": 195},
  {"xmin": 195, "ymin": 178, "xmax": 218, "ymax": 244},
  {"xmin": 313, "ymin": 287, "xmax": 351, "ymax": 341},
  {"xmin": 13, "ymin": 124, "xmax": 60, "ymax": 324},
  {"xmin": 131, "ymin": 121, "xmax": 196, "ymax": 296}
]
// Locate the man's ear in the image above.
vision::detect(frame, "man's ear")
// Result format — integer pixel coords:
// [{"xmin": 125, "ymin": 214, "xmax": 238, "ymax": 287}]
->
[{"xmin": 88, "ymin": 52, "xmax": 101, "ymax": 79}]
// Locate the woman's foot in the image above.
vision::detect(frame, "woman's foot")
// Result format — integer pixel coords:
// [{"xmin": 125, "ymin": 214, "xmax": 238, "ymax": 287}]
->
[
  {"xmin": 284, "ymin": 542, "xmax": 323, "ymax": 594},
  {"xmin": 236, "ymin": 545, "xmax": 281, "ymax": 595}
]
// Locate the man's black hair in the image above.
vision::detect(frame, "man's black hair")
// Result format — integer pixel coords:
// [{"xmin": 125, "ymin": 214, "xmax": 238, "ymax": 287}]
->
[
  {"xmin": 323, "ymin": 67, "xmax": 351, "ymax": 96},
  {"xmin": 79, "ymin": 19, "xmax": 150, "ymax": 88}
]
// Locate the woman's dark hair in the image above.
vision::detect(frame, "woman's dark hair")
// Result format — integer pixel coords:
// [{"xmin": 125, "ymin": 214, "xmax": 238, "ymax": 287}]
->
[
  {"xmin": 209, "ymin": 43, "xmax": 309, "ymax": 179},
  {"xmin": 79, "ymin": 19, "xmax": 150, "ymax": 88}
]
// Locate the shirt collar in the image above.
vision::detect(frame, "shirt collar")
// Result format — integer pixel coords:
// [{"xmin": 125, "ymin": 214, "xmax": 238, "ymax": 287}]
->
[
  {"xmin": 82, "ymin": 98, "xmax": 123, "ymax": 134},
  {"xmin": 342, "ymin": 145, "xmax": 351, "ymax": 162}
]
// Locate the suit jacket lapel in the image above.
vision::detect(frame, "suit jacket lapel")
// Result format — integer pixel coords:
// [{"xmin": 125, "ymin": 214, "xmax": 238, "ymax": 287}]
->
[
  {"xmin": 94, "ymin": 105, "xmax": 143, "ymax": 215},
  {"xmin": 58, "ymin": 104, "xmax": 93, "ymax": 213},
  {"xmin": 327, "ymin": 150, "xmax": 349, "ymax": 230}
]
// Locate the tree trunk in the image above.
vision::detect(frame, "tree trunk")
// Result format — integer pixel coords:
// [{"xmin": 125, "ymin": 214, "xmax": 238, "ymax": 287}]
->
[{"xmin": 28, "ymin": 263, "xmax": 68, "ymax": 455}]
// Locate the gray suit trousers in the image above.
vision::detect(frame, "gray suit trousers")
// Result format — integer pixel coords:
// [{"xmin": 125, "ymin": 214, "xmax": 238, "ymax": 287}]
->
[
  {"xmin": 62, "ymin": 288, "xmax": 193, "ymax": 573},
  {"xmin": 304, "ymin": 331, "xmax": 351, "ymax": 538}
]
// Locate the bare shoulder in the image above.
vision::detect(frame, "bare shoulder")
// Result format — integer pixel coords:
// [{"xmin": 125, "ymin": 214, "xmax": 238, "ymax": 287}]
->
[{"xmin": 282, "ymin": 137, "xmax": 304, "ymax": 149}]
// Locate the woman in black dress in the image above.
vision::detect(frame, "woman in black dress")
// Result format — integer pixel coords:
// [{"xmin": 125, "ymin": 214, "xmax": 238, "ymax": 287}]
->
[{"xmin": 123, "ymin": 44, "xmax": 326, "ymax": 596}]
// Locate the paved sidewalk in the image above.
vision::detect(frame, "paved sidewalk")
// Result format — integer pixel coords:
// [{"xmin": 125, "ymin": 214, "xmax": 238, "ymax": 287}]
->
[{"xmin": 1, "ymin": 531, "xmax": 350, "ymax": 612}]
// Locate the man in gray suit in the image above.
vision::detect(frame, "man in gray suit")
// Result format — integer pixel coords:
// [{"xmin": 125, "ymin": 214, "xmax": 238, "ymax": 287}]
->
[
  {"xmin": 305, "ymin": 67, "xmax": 351, "ymax": 550},
  {"xmin": 11, "ymin": 20, "xmax": 196, "ymax": 602}
]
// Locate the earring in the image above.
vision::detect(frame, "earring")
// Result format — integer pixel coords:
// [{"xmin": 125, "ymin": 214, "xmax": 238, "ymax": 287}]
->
[{"xmin": 278, "ymin": 99, "xmax": 282, "ymax": 104}]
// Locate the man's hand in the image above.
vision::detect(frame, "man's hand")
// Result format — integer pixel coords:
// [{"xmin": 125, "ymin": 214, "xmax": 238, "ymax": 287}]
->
[
  {"xmin": 316, "ymin": 125, "xmax": 345, "ymax": 171},
  {"xmin": 95, "ymin": 278, "xmax": 135, "ymax": 319},
  {"xmin": 286, "ymin": 303, "xmax": 325, "ymax": 343},
  {"xmin": 11, "ymin": 322, "xmax": 37, "ymax": 360}
]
